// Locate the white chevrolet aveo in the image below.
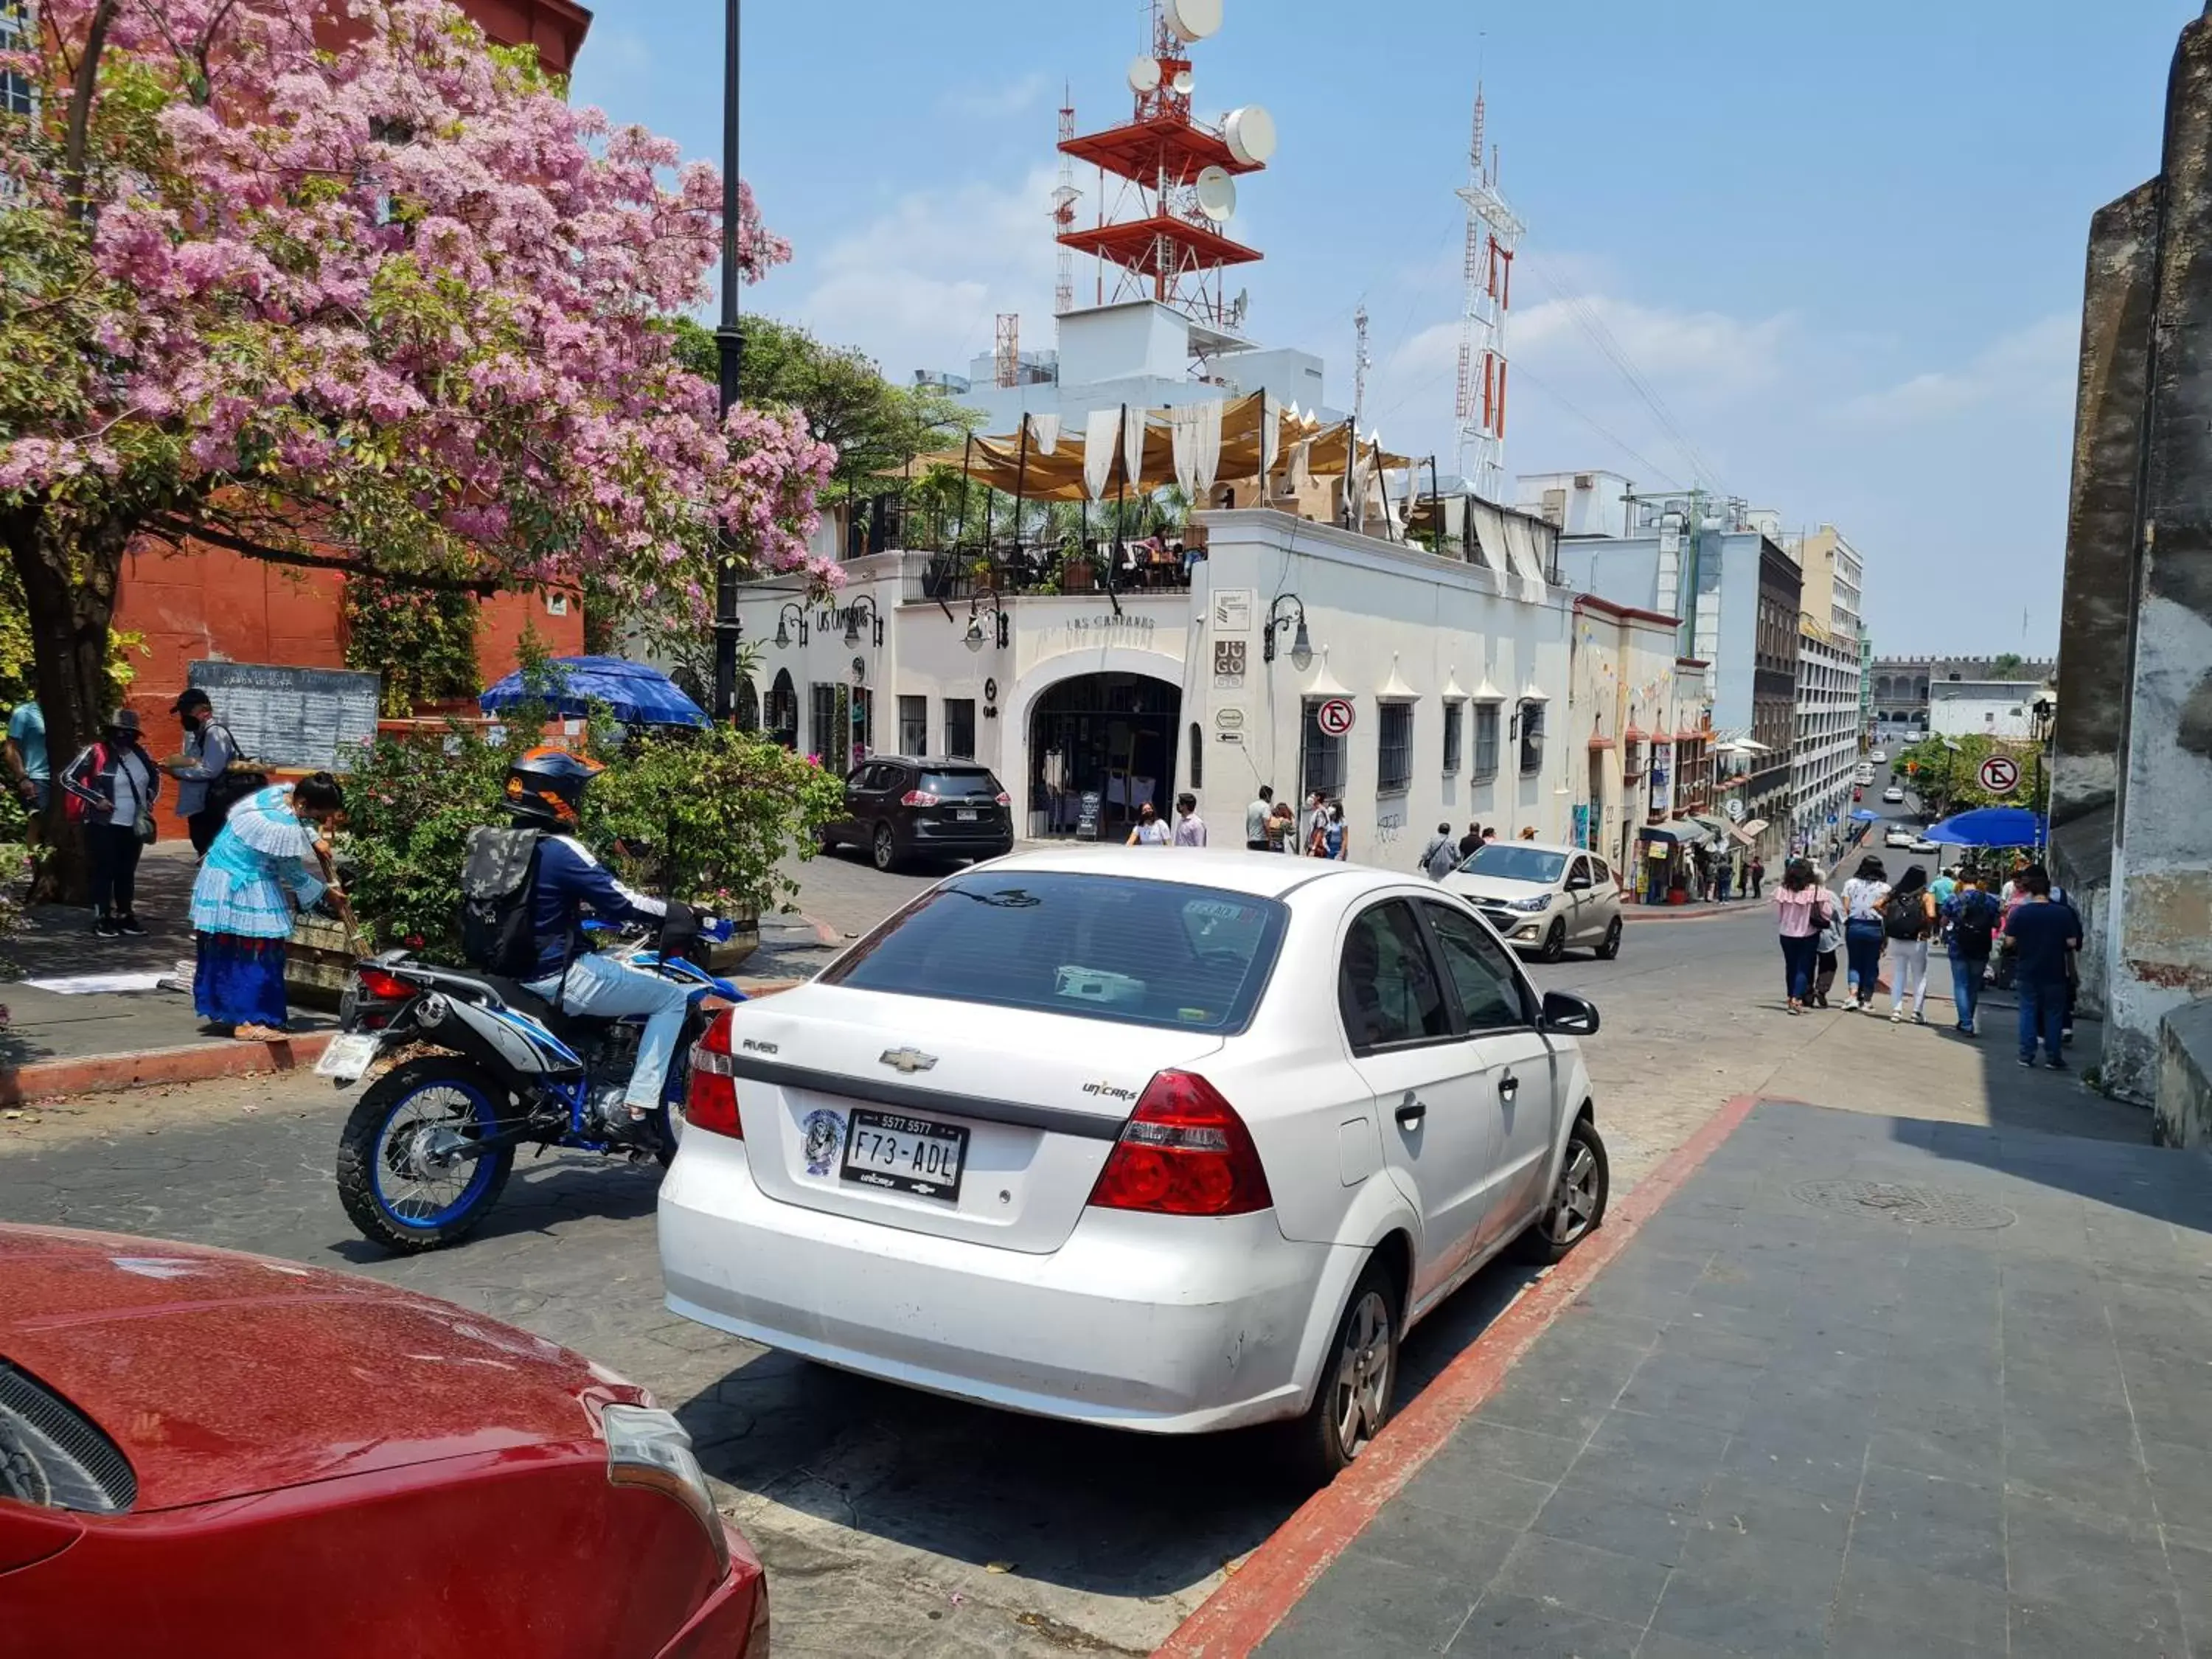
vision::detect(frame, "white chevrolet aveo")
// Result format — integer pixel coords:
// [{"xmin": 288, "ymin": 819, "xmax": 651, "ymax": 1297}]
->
[{"xmin": 658, "ymin": 847, "xmax": 1610, "ymax": 1478}]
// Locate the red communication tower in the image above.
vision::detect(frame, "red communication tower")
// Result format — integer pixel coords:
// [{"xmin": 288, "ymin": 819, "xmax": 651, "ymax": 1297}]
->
[{"xmin": 1057, "ymin": 0, "xmax": 1275, "ymax": 330}]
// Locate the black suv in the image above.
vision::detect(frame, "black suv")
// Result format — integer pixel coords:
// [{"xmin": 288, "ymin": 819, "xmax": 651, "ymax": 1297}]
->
[{"xmin": 821, "ymin": 757, "xmax": 1015, "ymax": 872}]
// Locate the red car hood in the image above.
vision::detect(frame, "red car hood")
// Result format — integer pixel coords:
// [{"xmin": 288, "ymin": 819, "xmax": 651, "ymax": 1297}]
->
[{"xmin": 0, "ymin": 1226, "xmax": 638, "ymax": 1513}]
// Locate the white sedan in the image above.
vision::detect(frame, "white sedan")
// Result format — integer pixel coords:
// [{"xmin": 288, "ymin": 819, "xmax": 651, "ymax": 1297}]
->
[
  {"xmin": 1885, "ymin": 827, "xmax": 1918, "ymax": 849},
  {"xmin": 659, "ymin": 848, "xmax": 1609, "ymax": 1479}
]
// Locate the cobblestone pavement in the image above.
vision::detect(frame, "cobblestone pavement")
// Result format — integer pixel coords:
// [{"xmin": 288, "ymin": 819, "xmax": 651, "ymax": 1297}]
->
[{"xmin": 0, "ymin": 855, "xmax": 2155, "ymax": 1657}]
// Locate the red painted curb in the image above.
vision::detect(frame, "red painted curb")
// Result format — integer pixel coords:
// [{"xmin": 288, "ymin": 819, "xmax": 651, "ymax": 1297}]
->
[
  {"xmin": 1157, "ymin": 1092, "xmax": 1765, "ymax": 1659},
  {"xmin": 0, "ymin": 1032, "xmax": 337, "ymax": 1108}
]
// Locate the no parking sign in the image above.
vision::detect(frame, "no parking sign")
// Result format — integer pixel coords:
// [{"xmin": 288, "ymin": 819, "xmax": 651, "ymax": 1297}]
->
[
  {"xmin": 1315, "ymin": 698, "xmax": 1357, "ymax": 737},
  {"xmin": 1979, "ymin": 755, "xmax": 2021, "ymax": 794}
]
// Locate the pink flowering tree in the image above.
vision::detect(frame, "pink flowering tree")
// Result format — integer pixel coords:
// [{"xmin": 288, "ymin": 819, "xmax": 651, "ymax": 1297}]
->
[{"xmin": 0, "ymin": 0, "xmax": 836, "ymax": 887}]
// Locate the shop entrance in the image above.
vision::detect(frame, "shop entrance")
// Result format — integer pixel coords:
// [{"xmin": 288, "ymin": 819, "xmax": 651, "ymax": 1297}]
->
[{"xmin": 1029, "ymin": 673, "xmax": 1182, "ymax": 839}]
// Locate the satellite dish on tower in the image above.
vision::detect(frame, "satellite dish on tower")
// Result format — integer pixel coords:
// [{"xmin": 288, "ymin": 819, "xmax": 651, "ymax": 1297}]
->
[
  {"xmin": 1165, "ymin": 0, "xmax": 1222, "ymax": 44},
  {"xmin": 1194, "ymin": 166, "xmax": 1238, "ymax": 223},
  {"xmin": 1225, "ymin": 105, "xmax": 1277, "ymax": 166},
  {"xmin": 1172, "ymin": 69, "xmax": 1195, "ymax": 95},
  {"xmin": 1127, "ymin": 55, "xmax": 1162, "ymax": 94}
]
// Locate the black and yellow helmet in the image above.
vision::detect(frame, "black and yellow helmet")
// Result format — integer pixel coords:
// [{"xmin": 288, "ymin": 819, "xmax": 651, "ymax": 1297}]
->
[{"xmin": 503, "ymin": 747, "xmax": 603, "ymax": 830}]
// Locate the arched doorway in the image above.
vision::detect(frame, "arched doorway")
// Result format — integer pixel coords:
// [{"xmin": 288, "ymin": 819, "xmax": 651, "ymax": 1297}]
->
[
  {"xmin": 734, "ymin": 675, "xmax": 760, "ymax": 733},
  {"xmin": 765, "ymin": 669, "xmax": 799, "ymax": 750},
  {"xmin": 1031, "ymin": 673, "xmax": 1181, "ymax": 838}
]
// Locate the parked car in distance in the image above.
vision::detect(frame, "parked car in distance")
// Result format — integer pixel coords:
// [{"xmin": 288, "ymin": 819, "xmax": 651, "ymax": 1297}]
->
[
  {"xmin": 820, "ymin": 757, "xmax": 1015, "ymax": 872},
  {"xmin": 1911, "ymin": 835, "xmax": 1941, "ymax": 855},
  {"xmin": 1444, "ymin": 841, "xmax": 1624, "ymax": 963},
  {"xmin": 661, "ymin": 849, "xmax": 1610, "ymax": 1483},
  {"xmin": 1882, "ymin": 785, "xmax": 1907, "ymax": 804},
  {"xmin": 0, "ymin": 1225, "xmax": 766, "ymax": 1659},
  {"xmin": 1869, "ymin": 748, "xmax": 1888, "ymax": 764},
  {"xmin": 1885, "ymin": 827, "xmax": 1918, "ymax": 849}
]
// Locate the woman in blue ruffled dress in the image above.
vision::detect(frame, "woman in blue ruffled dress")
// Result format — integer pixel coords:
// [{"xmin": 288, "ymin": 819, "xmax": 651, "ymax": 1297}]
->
[{"xmin": 189, "ymin": 773, "xmax": 352, "ymax": 1039}]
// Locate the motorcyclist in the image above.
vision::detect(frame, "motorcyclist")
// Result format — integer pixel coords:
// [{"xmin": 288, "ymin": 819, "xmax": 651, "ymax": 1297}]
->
[{"xmin": 504, "ymin": 748, "xmax": 690, "ymax": 1137}]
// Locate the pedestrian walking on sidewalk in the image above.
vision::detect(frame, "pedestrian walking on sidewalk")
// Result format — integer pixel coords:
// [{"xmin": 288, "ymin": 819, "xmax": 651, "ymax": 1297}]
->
[
  {"xmin": 188, "ymin": 775, "xmax": 352, "ymax": 1040},
  {"xmin": 1172, "ymin": 793, "xmax": 1208, "ymax": 846},
  {"xmin": 1715, "ymin": 858, "xmax": 1733, "ymax": 903},
  {"xmin": 1774, "ymin": 858, "xmax": 1823, "ymax": 1014},
  {"xmin": 1884, "ymin": 866, "xmax": 1938, "ymax": 1024},
  {"xmin": 1459, "ymin": 821, "xmax": 1483, "ymax": 859},
  {"xmin": 61, "ymin": 709, "xmax": 161, "ymax": 938},
  {"xmin": 1266, "ymin": 799, "xmax": 1297, "ymax": 852},
  {"xmin": 161, "ymin": 689, "xmax": 242, "ymax": 857},
  {"xmin": 1840, "ymin": 855, "xmax": 1891, "ymax": 1011},
  {"xmin": 1244, "ymin": 785, "xmax": 1275, "ymax": 851},
  {"xmin": 1326, "ymin": 803, "xmax": 1349, "ymax": 861},
  {"xmin": 2004, "ymin": 869, "xmax": 2081, "ymax": 1070},
  {"xmin": 1747, "ymin": 855, "xmax": 1766, "ymax": 899},
  {"xmin": 1812, "ymin": 900, "xmax": 1843, "ymax": 1009},
  {"xmin": 1947, "ymin": 874, "xmax": 2001, "ymax": 1037},
  {"xmin": 1420, "ymin": 822, "xmax": 1459, "ymax": 880},
  {"xmin": 4, "ymin": 698, "xmax": 49, "ymax": 852},
  {"xmin": 1127, "ymin": 802, "xmax": 1171, "ymax": 846}
]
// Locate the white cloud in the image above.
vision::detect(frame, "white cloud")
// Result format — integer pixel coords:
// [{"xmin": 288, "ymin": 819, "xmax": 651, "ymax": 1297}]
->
[
  {"xmin": 1834, "ymin": 314, "xmax": 2077, "ymax": 425},
  {"xmin": 940, "ymin": 72, "xmax": 1052, "ymax": 120},
  {"xmin": 788, "ymin": 167, "xmax": 1061, "ymax": 381}
]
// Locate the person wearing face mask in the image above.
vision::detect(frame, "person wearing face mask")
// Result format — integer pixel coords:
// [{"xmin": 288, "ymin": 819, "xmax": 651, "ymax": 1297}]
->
[{"xmin": 162, "ymin": 689, "xmax": 242, "ymax": 856}]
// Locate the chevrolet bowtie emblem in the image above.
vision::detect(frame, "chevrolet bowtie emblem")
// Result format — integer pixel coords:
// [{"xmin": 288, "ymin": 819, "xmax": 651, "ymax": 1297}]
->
[{"xmin": 879, "ymin": 1048, "xmax": 939, "ymax": 1075}]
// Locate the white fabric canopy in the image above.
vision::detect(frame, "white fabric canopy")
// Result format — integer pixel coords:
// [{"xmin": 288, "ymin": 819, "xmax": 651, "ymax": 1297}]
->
[
  {"xmin": 1121, "ymin": 405, "xmax": 1145, "ymax": 490},
  {"xmin": 1031, "ymin": 412, "xmax": 1062, "ymax": 457},
  {"xmin": 1261, "ymin": 395, "xmax": 1281, "ymax": 482},
  {"xmin": 1169, "ymin": 399, "xmax": 1225, "ymax": 499},
  {"xmin": 1083, "ymin": 408, "xmax": 1121, "ymax": 501}
]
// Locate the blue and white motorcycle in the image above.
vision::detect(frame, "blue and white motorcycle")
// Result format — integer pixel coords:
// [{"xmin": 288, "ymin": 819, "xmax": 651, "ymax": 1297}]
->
[{"xmin": 327, "ymin": 904, "xmax": 745, "ymax": 1253}]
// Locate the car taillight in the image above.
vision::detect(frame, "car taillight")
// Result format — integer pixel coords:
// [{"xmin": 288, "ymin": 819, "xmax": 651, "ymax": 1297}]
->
[
  {"xmin": 994, "ymin": 791, "xmax": 1012, "ymax": 807},
  {"xmin": 685, "ymin": 1010, "xmax": 742, "ymax": 1138},
  {"xmin": 1087, "ymin": 1071, "xmax": 1273, "ymax": 1217},
  {"xmin": 356, "ymin": 967, "xmax": 416, "ymax": 1002},
  {"xmin": 901, "ymin": 789, "xmax": 941, "ymax": 807}
]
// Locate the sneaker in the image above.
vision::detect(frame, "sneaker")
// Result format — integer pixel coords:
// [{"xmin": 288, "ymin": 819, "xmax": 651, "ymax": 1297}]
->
[
  {"xmin": 116, "ymin": 915, "xmax": 147, "ymax": 936},
  {"xmin": 1913, "ymin": 1012, "xmax": 1927, "ymax": 1026},
  {"xmin": 91, "ymin": 917, "xmax": 119, "ymax": 938},
  {"xmin": 2047, "ymin": 1060, "xmax": 2070, "ymax": 1073},
  {"xmin": 2018, "ymin": 1056, "xmax": 2037, "ymax": 1068},
  {"xmin": 1891, "ymin": 1009, "xmax": 1905, "ymax": 1024}
]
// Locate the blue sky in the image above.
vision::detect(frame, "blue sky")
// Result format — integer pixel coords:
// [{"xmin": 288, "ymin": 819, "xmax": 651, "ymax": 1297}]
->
[{"xmin": 571, "ymin": 0, "xmax": 2200, "ymax": 657}]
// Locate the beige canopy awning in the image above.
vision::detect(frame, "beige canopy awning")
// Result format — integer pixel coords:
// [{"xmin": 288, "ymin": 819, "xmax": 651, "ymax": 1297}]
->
[{"xmin": 917, "ymin": 395, "xmax": 1416, "ymax": 503}]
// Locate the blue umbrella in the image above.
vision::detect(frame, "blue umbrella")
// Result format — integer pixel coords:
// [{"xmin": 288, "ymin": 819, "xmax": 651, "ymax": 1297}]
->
[
  {"xmin": 479, "ymin": 656, "xmax": 708, "ymax": 729},
  {"xmin": 1849, "ymin": 808, "xmax": 1883, "ymax": 822},
  {"xmin": 1924, "ymin": 805, "xmax": 2043, "ymax": 847}
]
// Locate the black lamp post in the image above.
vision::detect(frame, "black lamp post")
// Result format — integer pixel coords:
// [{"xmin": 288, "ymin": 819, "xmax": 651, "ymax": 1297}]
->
[
  {"xmin": 966, "ymin": 591, "xmax": 1009, "ymax": 653},
  {"xmin": 844, "ymin": 594, "xmax": 883, "ymax": 649},
  {"xmin": 773, "ymin": 601, "xmax": 807, "ymax": 650},
  {"xmin": 2031, "ymin": 695, "xmax": 2056, "ymax": 852},
  {"xmin": 1262, "ymin": 594, "xmax": 1311, "ymax": 666},
  {"xmin": 711, "ymin": 0, "xmax": 743, "ymax": 723}
]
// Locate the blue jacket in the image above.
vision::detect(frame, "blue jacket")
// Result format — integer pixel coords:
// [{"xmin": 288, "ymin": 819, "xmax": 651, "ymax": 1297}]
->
[{"xmin": 526, "ymin": 835, "xmax": 667, "ymax": 981}]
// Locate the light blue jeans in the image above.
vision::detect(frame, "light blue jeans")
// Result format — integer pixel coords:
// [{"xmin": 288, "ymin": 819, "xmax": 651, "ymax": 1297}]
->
[{"xmin": 527, "ymin": 953, "xmax": 692, "ymax": 1111}]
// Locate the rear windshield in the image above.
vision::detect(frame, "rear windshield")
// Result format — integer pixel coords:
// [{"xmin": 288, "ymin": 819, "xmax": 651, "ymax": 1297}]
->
[
  {"xmin": 823, "ymin": 872, "xmax": 1288, "ymax": 1032},
  {"xmin": 920, "ymin": 771, "xmax": 1003, "ymax": 799},
  {"xmin": 1464, "ymin": 846, "xmax": 1568, "ymax": 885}
]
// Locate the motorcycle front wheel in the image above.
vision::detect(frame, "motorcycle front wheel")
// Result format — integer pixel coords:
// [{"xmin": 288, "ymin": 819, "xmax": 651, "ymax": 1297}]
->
[{"xmin": 336, "ymin": 1057, "xmax": 515, "ymax": 1254}]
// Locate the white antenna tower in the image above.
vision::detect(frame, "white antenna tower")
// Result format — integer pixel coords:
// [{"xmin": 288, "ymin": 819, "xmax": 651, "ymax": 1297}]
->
[
  {"xmin": 1353, "ymin": 303, "xmax": 1371, "ymax": 433},
  {"xmin": 1455, "ymin": 83, "xmax": 1523, "ymax": 501},
  {"xmin": 1053, "ymin": 83, "xmax": 1079, "ymax": 316}
]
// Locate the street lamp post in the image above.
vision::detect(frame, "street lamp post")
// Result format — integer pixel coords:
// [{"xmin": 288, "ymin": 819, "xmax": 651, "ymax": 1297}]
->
[{"xmin": 712, "ymin": 0, "xmax": 743, "ymax": 723}]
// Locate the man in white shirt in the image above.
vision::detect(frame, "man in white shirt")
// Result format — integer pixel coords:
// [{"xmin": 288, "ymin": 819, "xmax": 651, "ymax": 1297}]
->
[
  {"xmin": 1173, "ymin": 793, "xmax": 1208, "ymax": 847},
  {"xmin": 1244, "ymin": 785, "xmax": 1274, "ymax": 851}
]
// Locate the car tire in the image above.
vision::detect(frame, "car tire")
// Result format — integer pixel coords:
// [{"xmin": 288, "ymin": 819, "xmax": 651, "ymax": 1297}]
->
[
  {"xmin": 1540, "ymin": 918, "xmax": 1568, "ymax": 964},
  {"xmin": 1282, "ymin": 1259, "xmax": 1400, "ymax": 1486},
  {"xmin": 818, "ymin": 824, "xmax": 840, "ymax": 855},
  {"xmin": 1514, "ymin": 1115, "xmax": 1610, "ymax": 1266},
  {"xmin": 1596, "ymin": 917, "xmax": 1623, "ymax": 961},
  {"xmin": 872, "ymin": 821, "xmax": 901, "ymax": 873}
]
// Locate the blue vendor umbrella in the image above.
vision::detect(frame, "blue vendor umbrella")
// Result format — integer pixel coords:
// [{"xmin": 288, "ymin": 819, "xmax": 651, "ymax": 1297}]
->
[
  {"xmin": 479, "ymin": 656, "xmax": 708, "ymax": 729},
  {"xmin": 1849, "ymin": 807, "xmax": 1883, "ymax": 823},
  {"xmin": 1924, "ymin": 805, "xmax": 2045, "ymax": 848}
]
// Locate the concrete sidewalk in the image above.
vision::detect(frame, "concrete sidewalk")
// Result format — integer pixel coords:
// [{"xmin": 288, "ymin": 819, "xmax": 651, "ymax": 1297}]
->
[{"xmin": 1174, "ymin": 1092, "xmax": 2210, "ymax": 1658}]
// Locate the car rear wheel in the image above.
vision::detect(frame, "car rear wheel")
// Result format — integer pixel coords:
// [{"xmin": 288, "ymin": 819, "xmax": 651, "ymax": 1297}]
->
[
  {"xmin": 1283, "ymin": 1260, "xmax": 1399, "ymax": 1486},
  {"xmin": 1515, "ymin": 1116, "xmax": 1610, "ymax": 1265},
  {"xmin": 1540, "ymin": 918, "xmax": 1568, "ymax": 964},
  {"xmin": 872, "ymin": 821, "xmax": 901, "ymax": 873},
  {"xmin": 1596, "ymin": 916, "xmax": 1623, "ymax": 961}
]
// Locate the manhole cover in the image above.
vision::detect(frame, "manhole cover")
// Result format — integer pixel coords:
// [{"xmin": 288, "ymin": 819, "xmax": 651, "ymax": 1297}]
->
[{"xmin": 1787, "ymin": 1179, "xmax": 2016, "ymax": 1230}]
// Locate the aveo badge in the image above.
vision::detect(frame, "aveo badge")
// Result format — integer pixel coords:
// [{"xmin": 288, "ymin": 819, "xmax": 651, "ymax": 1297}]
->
[{"xmin": 801, "ymin": 1110, "xmax": 846, "ymax": 1177}]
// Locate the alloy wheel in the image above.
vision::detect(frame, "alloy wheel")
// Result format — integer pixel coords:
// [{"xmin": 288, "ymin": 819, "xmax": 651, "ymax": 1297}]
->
[
  {"xmin": 873, "ymin": 823, "xmax": 896, "ymax": 872},
  {"xmin": 1330, "ymin": 1290, "xmax": 1394, "ymax": 1461},
  {"xmin": 1545, "ymin": 1141, "xmax": 1601, "ymax": 1245}
]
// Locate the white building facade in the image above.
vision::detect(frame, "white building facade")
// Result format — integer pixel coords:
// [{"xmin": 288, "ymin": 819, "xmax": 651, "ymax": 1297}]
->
[
  {"xmin": 1930, "ymin": 681, "xmax": 2054, "ymax": 742},
  {"xmin": 731, "ymin": 508, "xmax": 1576, "ymax": 860},
  {"xmin": 1565, "ymin": 596, "xmax": 1716, "ymax": 880}
]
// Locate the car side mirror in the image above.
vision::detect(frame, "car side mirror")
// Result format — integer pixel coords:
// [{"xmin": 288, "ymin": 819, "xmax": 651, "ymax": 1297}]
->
[
  {"xmin": 1540, "ymin": 990, "xmax": 1600, "ymax": 1037},
  {"xmin": 1565, "ymin": 876, "xmax": 1591, "ymax": 891}
]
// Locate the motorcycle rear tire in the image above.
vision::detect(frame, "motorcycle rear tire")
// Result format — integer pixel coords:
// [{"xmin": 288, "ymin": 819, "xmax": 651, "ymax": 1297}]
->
[{"xmin": 336, "ymin": 1057, "xmax": 515, "ymax": 1255}]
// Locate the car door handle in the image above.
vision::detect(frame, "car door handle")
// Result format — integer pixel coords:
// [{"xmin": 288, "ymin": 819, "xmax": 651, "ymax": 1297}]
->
[
  {"xmin": 1394, "ymin": 1093, "xmax": 1427, "ymax": 1129},
  {"xmin": 1499, "ymin": 1071, "xmax": 1520, "ymax": 1104}
]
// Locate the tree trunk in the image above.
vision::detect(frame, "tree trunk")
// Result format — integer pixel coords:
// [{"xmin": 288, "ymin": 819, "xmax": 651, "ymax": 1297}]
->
[{"xmin": 4, "ymin": 501, "xmax": 131, "ymax": 904}]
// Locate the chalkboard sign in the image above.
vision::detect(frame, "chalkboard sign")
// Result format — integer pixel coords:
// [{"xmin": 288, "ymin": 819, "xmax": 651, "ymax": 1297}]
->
[
  {"xmin": 189, "ymin": 662, "xmax": 381, "ymax": 772},
  {"xmin": 1076, "ymin": 790, "xmax": 1104, "ymax": 842}
]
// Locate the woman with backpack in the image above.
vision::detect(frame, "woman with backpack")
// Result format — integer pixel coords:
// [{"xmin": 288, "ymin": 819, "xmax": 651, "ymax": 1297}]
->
[
  {"xmin": 1884, "ymin": 866, "xmax": 1939, "ymax": 1025},
  {"xmin": 1839, "ymin": 855, "xmax": 1892, "ymax": 1012},
  {"xmin": 60, "ymin": 709, "xmax": 161, "ymax": 938},
  {"xmin": 187, "ymin": 774, "xmax": 352, "ymax": 1040}
]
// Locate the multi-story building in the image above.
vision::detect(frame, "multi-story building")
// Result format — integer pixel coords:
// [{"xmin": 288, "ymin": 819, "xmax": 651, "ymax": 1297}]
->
[
  {"xmin": 1789, "ymin": 527, "xmax": 1868, "ymax": 858},
  {"xmin": 1565, "ymin": 597, "xmax": 1714, "ymax": 877},
  {"xmin": 1540, "ymin": 484, "xmax": 1801, "ymax": 858},
  {"xmin": 1930, "ymin": 679, "xmax": 2057, "ymax": 742},
  {"xmin": 1871, "ymin": 656, "xmax": 2056, "ymax": 744}
]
